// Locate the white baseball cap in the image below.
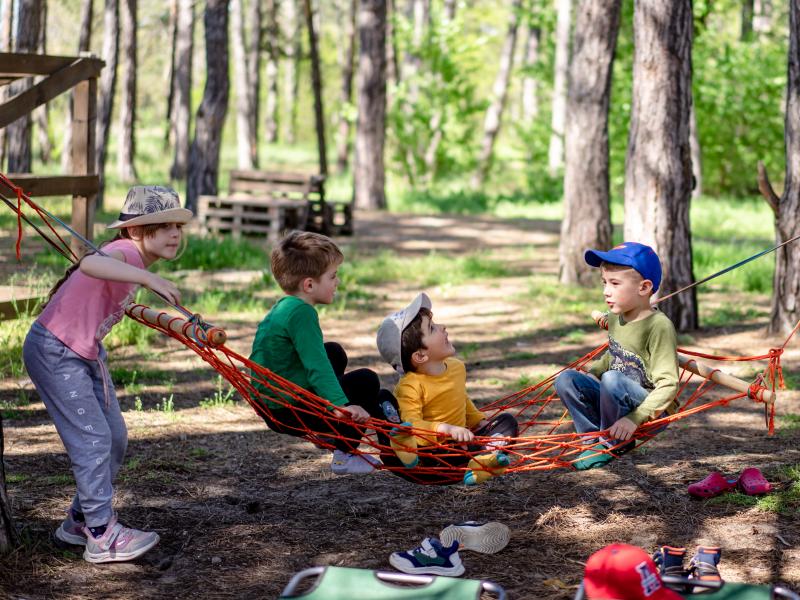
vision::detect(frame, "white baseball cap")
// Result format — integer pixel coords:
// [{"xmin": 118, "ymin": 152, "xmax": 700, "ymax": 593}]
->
[{"xmin": 376, "ymin": 293, "xmax": 432, "ymax": 374}]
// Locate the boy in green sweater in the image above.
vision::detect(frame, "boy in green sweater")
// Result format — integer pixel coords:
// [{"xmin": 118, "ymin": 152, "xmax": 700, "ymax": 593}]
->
[
  {"xmin": 554, "ymin": 242, "xmax": 679, "ymax": 470},
  {"xmin": 250, "ymin": 231, "xmax": 387, "ymax": 475}
]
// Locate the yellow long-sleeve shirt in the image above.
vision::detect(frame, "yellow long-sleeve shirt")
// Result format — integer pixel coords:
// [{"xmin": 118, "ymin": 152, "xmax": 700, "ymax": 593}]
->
[{"xmin": 394, "ymin": 357, "xmax": 486, "ymax": 446}]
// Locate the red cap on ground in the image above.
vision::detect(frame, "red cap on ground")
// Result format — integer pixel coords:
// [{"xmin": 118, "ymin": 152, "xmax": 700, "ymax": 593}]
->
[{"xmin": 583, "ymin": 543, "xmax": 684, "ymax": 600}]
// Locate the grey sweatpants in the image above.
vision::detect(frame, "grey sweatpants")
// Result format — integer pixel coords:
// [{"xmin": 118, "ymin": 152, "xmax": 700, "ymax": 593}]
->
[{"xmin": 23, "ymin": 321, "xmax": 127, "ymax": 527}]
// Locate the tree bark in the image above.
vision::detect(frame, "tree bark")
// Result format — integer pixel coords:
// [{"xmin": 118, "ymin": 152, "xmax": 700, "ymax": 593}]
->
[
  {"xmin": 753, "ymin": 0, "xmax": 772, "ymax": 34},
  {"xmin": 386, "ymin": 0, "xmax": 401, "ymax": 88},
  {"xmin": 689, "ymin": 102, "xmax": 702, "ymax": 197},
  {"xmin": 756, "ymin": 1, "xmax": 800, "ymax": 335},
  {"xmin": 0, "ymin": 0, "xmax": 14, "ymax": 168},
  {"xmin": 353, "ymin": 0, "xmax": 387, "ymax": 210},
  {"xmin": 95, "ymin": 0, "xmax": 119, "ymax": 208},
  {"xmin": 33, "ymin": 0, "xmax": 51, "ymax": 164},
  {"xmin": 264, "ymin": 0, "xmax": 279, "ymax": 143},
  {"xmin": 444, "ymin": 0, "xmax": 457, "ymax": 21},
  {"xmin": 472, "ymin": 0, "xmax": 522, "ymax": 188},
  {"xmin": 169, "ymin": 0, "xmax": 194, "ymax": 180},
  {"xmin": 246, "ymin": 0, "xmax": 263, "ymax": 167},
  {"xmin": 741, "ymin": 0, "xmax": 754, "ymax": 40},
  {"xmin": 7, "ymin": 0, "xmax": 41, "ymax": 174},
  {"xmin": 164, "ymin": 0, "xmax": 177, "ymax": 149},
  {"xmin": 336, "ymin": 0, "xmax": 356, "ymax": 173},
  {"xmin": 558, "ymin": 0, "xmax": 620, "ymax": 286},
  {"xmin": 232, "ymin": 0, "xmax": 254, "ymax": 169},
  {"xmin": 547, "ymin": 0, "xmax": 571, "ymax": 175},
  {"xmin": 0, "ymin": 414, "xmax": 18, "ymax": 553},
  {"xmin": 521, "ymin": 21, "xmax": 540, "ymax": 124},
  {"xmin": 61, "ymin": 0, "xmax": 93, "ymax": 173},
  {"xmin": 282, "ymin": 0, "xmax": 300, "ymax": 144},
  {"xmin": 304, "ymin": 0, "xmax": 327, "ymax": 175},
  {"xmin": 117, "ymin": 0, "xmax": 137, "ymax": 182},
  {"xmin": 624, "ymin": 0, "xmax": 696, "ymax": 330},
  {"xmin": 186, "ymin": 0, "xmax": 230, "ymax": 213}
]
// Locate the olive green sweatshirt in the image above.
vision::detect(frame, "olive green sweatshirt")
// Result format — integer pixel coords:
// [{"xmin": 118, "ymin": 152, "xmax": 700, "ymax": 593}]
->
[{"xmin": 589, "ymin": 310, "xmax": 679, "ymax": 425}]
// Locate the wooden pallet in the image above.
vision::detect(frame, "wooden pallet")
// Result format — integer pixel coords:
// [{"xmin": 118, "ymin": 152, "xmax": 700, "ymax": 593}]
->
[{"xmin": 197, "ymin": 195, "xmax": 308, "ymax": 243}]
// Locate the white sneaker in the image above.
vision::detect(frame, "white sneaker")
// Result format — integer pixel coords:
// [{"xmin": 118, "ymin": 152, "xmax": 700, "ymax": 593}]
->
[
  {"xmin": 439, "ymin": 521, "xmax": 510, "ymax": 554},
  {"xmin": 330, "ymin": 449, "xmax": 381, "ymax": 475}
]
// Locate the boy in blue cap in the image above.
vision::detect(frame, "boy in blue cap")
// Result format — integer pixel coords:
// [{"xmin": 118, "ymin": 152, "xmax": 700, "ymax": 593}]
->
[{"xmin": 554, "ymin": 242, "xmax": 679, "ymax": 470}]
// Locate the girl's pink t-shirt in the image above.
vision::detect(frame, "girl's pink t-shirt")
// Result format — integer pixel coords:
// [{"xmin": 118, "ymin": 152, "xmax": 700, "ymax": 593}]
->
[{"xmin": 37, "ymin": 238, "xmax": 145, "ymax": 360}]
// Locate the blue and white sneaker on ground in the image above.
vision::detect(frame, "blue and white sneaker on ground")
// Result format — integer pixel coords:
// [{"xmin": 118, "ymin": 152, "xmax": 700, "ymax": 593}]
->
[
  {"xmin": 439, "ymin": 521, "xmax": 510, "ymax": 554},
  {"xmin": 389, "ymin": 537, "xmax": 465, "ymax": 577}
]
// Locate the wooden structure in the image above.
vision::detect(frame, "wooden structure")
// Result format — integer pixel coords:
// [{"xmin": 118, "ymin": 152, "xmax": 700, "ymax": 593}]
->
[
  {"xmin": 197, "ymin": 170, "xmax": 353, "ymax": 243},
  {"xmin": 0, "ymin": 52, "xmax": 103, "ymax": 257}
]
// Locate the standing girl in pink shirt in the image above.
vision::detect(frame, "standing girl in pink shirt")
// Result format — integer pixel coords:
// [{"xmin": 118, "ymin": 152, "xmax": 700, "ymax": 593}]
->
[{"xmin": 22, "ymin": 186, "xmax": 191, "ymax": 564}]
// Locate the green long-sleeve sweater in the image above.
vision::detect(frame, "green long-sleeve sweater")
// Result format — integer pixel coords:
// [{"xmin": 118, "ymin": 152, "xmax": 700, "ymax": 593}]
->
[
  {"xmin": 589, "ymin": 310, "xmax": 679, "ymax": 425},
  {"xmin": 249, "ymin": 295, "xmax": 349, "ymax": 410}
]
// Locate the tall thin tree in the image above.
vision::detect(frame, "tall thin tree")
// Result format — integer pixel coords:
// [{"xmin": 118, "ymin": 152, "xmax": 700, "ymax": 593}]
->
[
  {"xmin": 335, "ymin": 0, "xmax": 356, "ymax": 173},
  {"xmin": 7, "ymin": 0, "xmax": 41, "ymax": 174},
  {"xmin": 304, "ymin": 0, "xmax": 326, "ymax": 175},
  {"xmin": 521, "ymin": 19, "xmax": 541, "ymax": 125},
  {"xmin": 186, "ymin": 0, "xmax": 230, "ymax": 212},
  {"xmin": 246, "ymin": 0, "xmax": 263, "ymax": 167},
  {"xmin": 232, "ymin": 0, "xmax": 255, "ymax": 168},
  {"xmin": 558, "ymin": 0, "xmax": 621, "ymax": 286},
  {"xmin": 264, "ymin": 0, "xmax": 279, "ymax": 143},
  {"xmin": 282, "ymin": 0, "xmax": 300, "ymax": 144},
  {"xmin": 165, "ymin": 0, "xmax": 178, "ymax": 149},
  {"xmin": 547, "ymin": 0, "xmax": 571, "ymax": 175},
  {"xmin": 95, "ymin": 0, "xmax": 120, "ymax": 207},
  {"xmin": 0, "ymin": 0, "xmax": 13, "ymax": 169},
  {"xmin": 117, "ymin": 0, "xmax": 137, "ymax": 181},
  {"xmin": 62, "ymin": 0, "xmax": 93, "ymax": 173},
  {"xmin": 472, "ymin": 0, "xmax": 522, "ymax": 188},
  {"xmin": 624, "ymin": 0, "xmax": 696, "ymax": 330},
  {"xmin": 353, "ymin": 0, "xmax": 387, "ymax": 209},
  {"xmin": 756, "ymin": 0, "xmax": 800, "ymax": 335},
  {"xmin": 33, "ymin": 0, "xmax": 51, "ymax": 164},
  {"xmin": 169, "ymin": 0, "xmax": 194, "ymax": 180}
]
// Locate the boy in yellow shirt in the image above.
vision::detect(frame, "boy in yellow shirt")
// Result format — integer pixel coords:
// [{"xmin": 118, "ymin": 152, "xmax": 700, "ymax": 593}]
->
[{"xmin": 377, "ymin": 293, "xmax": 518, "ymax": 485}]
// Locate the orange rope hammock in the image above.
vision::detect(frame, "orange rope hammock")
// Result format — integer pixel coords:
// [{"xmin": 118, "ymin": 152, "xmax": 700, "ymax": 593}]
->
[{"xmin": 1, "ymin": 173, "xmax": 793, "ymax": 486}]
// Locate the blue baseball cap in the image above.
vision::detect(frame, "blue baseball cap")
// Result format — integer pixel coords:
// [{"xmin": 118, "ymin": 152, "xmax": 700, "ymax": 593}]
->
[{"xmin": 584, "ymin": 242, "xmax": 662, "ymax": 292}]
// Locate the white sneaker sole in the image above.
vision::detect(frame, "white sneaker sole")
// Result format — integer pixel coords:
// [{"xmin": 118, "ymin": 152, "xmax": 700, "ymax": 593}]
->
[
  {"xmin": 83, "ymin": 533, "xmax": 160, "ymax": 564},
  {"xmin": 54, "ymin": 524, "xmax": 87, "ymax": 546},
  {"xmin": 440, "ymin": 522, "xmax": 510, "ymax": 554},
  {"xmin": 388, "ymin": 553, "xmax": 465, "ymax": 577}
]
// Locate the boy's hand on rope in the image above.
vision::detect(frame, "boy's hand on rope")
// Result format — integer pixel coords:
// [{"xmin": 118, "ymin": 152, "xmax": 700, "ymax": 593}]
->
[
  {"xmin": 437, "ymin": 423, "xmax": 475, "ymax": 443},
  {"xmin": 144, "ymin": 272, "xmax": 182, "ymax": 305},
  {"xmin": 334, "ymin": 404, "xmax": 370, "ymax": 423},
  {"xmin": 608, "ymin": 416, "xmax": 637, "ymax": 441}
]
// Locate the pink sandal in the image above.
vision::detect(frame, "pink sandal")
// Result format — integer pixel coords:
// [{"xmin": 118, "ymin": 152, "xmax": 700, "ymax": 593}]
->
[
  {"xmin": 688, "ymin": 472, "xmax": 738, "ymax": 499},
  {"xmin": 737, "ymin": 467, "xmax": 772, "ymax": 495}
]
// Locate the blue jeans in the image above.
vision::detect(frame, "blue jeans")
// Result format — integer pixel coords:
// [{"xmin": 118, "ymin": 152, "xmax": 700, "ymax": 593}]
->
[
  {"xmin": 23, "ymin": 322, "xmax": 127, "ymax": 527},
  {"xmin": 553, "ymin": 369, "xmax": 648, "ymax": 440}
]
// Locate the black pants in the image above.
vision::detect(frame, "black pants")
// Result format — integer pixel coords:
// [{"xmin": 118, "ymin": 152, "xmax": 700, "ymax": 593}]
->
[
  {"xmin": 376, "ymin": 394, "xmax": 519, "ymax": 485},
  {"xmin": 262, "ymin": 342, "xmax": 384, "ymax": 453}
]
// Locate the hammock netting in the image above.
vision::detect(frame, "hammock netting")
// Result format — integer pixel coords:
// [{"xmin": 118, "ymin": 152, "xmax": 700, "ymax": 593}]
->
[{"xmin": 2, "ymin": 174, "xmax": 795, "ymax": 486}]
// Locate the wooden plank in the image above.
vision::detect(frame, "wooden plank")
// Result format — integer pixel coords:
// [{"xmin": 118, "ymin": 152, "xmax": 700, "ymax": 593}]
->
[
  {"xmin": 71, "ymin": 77, "xmax": 97, "ymax": 257},
  {"xmin": 0, "ymin": 52, "xmax": 102, "ymax": 76},
  {"xmin": 230, "ymin": 169, "xmax": 324, "ymax": 184},
  {"xmin": 0, "ymin": 58, "xmax": 103, "ymax": 128},
  {"xmin": 0, "ymin": 296, "xmax": 42, "ymax": 321},
  {"xmin": 7, "ymin": 174, "xmax": 99, "ymax": 197}
]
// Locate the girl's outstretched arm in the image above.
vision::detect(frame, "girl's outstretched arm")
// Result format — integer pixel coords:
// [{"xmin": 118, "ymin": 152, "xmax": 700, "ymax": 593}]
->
[{"xmin": 80, "ymin": 253, "xmax": 181, "ymax": 305}]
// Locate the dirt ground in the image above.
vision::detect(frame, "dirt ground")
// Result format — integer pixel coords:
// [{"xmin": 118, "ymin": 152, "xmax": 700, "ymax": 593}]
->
[{"xmin": 1, "ymin": 210, "xmax": 799, "ymax": 599}]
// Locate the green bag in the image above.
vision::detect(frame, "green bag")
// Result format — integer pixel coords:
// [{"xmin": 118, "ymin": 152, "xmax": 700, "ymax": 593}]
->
[
  {"xmin": 280, "ymin": 566, "xmax": 507, "ymax": 600},
  {"xmin": 676, "ymin": 581, "xmax": 800, "ymax": 600}
]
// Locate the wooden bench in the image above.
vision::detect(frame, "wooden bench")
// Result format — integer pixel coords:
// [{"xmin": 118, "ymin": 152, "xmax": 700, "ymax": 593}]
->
[{"xmin": 197, "ymin": 170, "xmax": 353, "ymax": 243}]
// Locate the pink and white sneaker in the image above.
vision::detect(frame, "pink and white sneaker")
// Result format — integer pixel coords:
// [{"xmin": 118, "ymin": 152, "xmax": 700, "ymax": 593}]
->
[
  {"xmin": 54, "ymin": 510, "xmax": 87, "ymax": 546},
  {"xmin": 83, "ymin": 515, "xmax": 160, "ymax": 564}
]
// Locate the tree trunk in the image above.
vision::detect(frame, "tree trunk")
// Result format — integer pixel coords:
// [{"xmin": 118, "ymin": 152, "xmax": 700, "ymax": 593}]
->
[
  {"xmin": 186, "ymin": 0, "xmax": 230, "ymax": 213},
  {"xmin": 558, "ymin": 0, "xmax": 620, "ymax": 286},
  {"xmin": 521, "ymin": 21, "xmax": 541, "ymax": 124},
  {"xmin": 386, "ymin": 0, "xmax": 401, "ymax": 87},
  {"xmin": 0, "ymin": 414, "xmax": 18, "ymax": 553},
  {"xmin": 247, "ymin": 0, "xmax": 263, "ymax": 167},
  {"xmin": 741, "ymin": 0, "xmax": 754, "ymax": 40},
  {"xmin": 336, "ymin": 0, "xmax": 356, "ymax": 173},
  {"xmin": 444, "ymin": 0, "xmax": 457, "ymax": 21},
  {"xmin": 471, "ymin": 0, "xmax": 522, "ymax": 188},
  {"xmin": 757, "ymin": 1, "xmax": 800, "ymax": 335},
  {"xmin": 117, "ymin": 0, "xmax": 137, "ymax": 182},
  {"xmin": 7, "ymin": 0, "xmax": 41, "ymax": 174},
  {"xmin": 304, "ymin": 0, "xmax": 327, "ymax": 175},
  {"xmin": 264, "ymin": 0, "xmax": 279, "ymax": 143},
  {"xmin": 232, "ymin": 0, "xmax": 254, "ymax": 169},
  {"xmin": 753, "ymin": 0, "xmax": 772, "ymax": 34},
  {"xmin": 169, "ymin": 0, "xmax": 194, "ymax": 180},
  {"xmin": 61, "ymin": 0, "xmax": 92, "ymax": 173},
  {"xmin": 282, "ymin": 0, "xmax": 300, "ymax": 144},
  {"xmin": 548, "ymin": 0, "xmax": 571, "ymax": 175},
  {"xmin": 353, "ymin": 0, "xmax": 387, "ymax": 210},
  {"xmin": 624, "ymin": 0, "xmax": 696, "ymax": 331},
  {"xmin": 0, "ymin": 0, "xmax": 14, "ymax": 169},
  {"xmin": 690, "ymin": 101, "xmax": 702, "ymax": 197},
  {"xmin": 95, "ymin": 0, "xmax": 119, "ymax": 208},
  {"xmin": 33, "ymin": 0, "xmax": 51, "ymax": 164},
  {"xmin": 164, "ymin": 0, "xmax": 177, "ymax": 149}
]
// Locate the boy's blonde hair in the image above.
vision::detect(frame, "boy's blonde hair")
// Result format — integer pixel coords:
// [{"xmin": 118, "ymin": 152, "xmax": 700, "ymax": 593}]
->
[{"xmin": 271, "ymin": 231, "xmax": 343, "ymax": 293}]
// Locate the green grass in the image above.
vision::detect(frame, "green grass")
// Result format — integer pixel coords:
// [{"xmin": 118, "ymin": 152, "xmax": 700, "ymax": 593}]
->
[
  {"xmin": 699, "ymin": 303, "xmax": 769, "ymax": 328},
  {"xmin": 155, "ymin": 235, "xmax": 270, "ymax": 272},
  {"xmin": 199, "ymin": 376, "xmax": 238, "ymax": 408}
]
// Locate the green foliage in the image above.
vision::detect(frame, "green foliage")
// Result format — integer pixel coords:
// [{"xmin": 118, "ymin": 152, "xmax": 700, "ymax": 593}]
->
[
  {"xmin": 158, "ymin": 235, "xmax": 270, "ymax": 272},
  {"xmin": 199, "ymin": 375, "xmax": 238, "ymax": 408}
]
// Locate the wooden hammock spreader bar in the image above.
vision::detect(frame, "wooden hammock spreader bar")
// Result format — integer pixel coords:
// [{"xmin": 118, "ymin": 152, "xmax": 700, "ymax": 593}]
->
[
  {"xmin": 678, "ymin": 354, "xmax": 775, "ymax": 406},
  {"xmin": 125, "ymin": 302, "xmax": 227, "ymax": 348}
]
